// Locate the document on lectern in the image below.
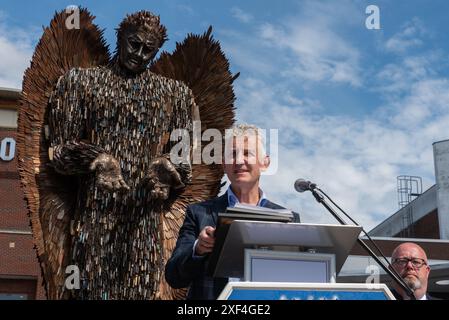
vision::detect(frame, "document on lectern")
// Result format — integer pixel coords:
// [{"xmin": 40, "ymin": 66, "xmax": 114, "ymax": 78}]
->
[
  {"xmin": 220, "ymin": 204, "xmax": 294, "ymax": 223},
  {"xmin": 208, "ymin": 205, "xmax": 294, "ymax": 276}
]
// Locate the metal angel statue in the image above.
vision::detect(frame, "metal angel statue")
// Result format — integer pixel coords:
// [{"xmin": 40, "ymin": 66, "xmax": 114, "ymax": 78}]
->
[{"xmin": 17, "ymin": 8, "xmax": 237, "ymax": 299}]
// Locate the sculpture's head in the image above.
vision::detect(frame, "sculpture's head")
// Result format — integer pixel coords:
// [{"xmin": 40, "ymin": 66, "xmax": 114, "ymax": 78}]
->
[{"xmin": 116, "ymin": 11, "xmax": 167, "ymax": 74}]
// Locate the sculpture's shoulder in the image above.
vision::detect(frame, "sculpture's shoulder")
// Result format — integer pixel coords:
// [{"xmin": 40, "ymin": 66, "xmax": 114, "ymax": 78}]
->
[
  {"xmin": 144, "ymin": 70, "xmax": 193, "ymax": 98},
  {"xmin": 56, "ymin": 66, "xmax": 107, "ymax": 86}
]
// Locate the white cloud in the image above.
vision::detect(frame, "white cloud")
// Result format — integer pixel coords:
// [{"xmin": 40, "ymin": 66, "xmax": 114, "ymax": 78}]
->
[
  {"xmin": 219, "ymin": 7, "xmax": 449, "ymax": 232},
  {"xmin": 375, "ymin": 50, "xmax": 449, "ymax": 133},
  {"xmin": 253, "ymin": 1, "xmax": 362, "ymax": 86},
  {"xmin": 231, "ymin": 7, "xmax": 253, "ymax": 24},
  {"xmin": 375, "ymin": 54, "xmax": 439, "ymax": 95},
  {"xmin": 232, "ymin": 72, "xmax": 443, "ymax": 230},
  {"xmin": 0, "ymin": 14, "xmax": 35, "ymax": 89},
  {"xmin": 385, "ymin": 18, "xmax": 427, "ymax": 54},
  {"xmin": 390, "ymin": 78, "xmax": 449, "ymax": 129}
]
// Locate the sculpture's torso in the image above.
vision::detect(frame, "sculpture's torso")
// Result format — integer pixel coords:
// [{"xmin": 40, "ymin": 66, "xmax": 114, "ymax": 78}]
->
[{"xmin": 49, "ymin": 66, "xmax": 193, "ymax": 299}]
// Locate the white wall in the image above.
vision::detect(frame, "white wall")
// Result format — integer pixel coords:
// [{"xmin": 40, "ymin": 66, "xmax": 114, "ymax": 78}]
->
[
  {"xmin": 434, "ymin": 140, "xmax": 449, "ymax": 239},
  {"xmin": 0, "ymin": 109, "xmax": 17, "ymax": 128}
]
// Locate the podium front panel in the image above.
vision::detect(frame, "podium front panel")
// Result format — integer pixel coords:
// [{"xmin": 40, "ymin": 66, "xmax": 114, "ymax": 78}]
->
[
  {"xmin": 212, "ymin": 221, "xmax": 362, "ymax": 279},
  {"xmin": 217, "ymin": 282, "xmax": 396, "ymax": 300},
  {"xmin": 244, "ymin": 249, "xmax": 336, "ymax": 283}
]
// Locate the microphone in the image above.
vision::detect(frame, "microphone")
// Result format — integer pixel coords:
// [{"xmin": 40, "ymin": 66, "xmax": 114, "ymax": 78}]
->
[
  {"xmin": 294, "ymin": 179, "xmax": 317, "ymax": 193},
  {"xmin": 294, "ymin": 178, "xmax": 417, "ymax": 300}
]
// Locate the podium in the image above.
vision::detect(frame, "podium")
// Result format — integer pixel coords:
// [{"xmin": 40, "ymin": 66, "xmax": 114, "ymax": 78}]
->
[{"xmin": 209, "ymin": 220, "xmax": 395, "ymax": 300}]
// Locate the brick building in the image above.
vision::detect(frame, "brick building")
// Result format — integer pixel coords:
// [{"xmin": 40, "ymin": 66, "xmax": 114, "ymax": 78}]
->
[{"xmin": 0, "ymin": 87, "xmax": 45, "ymax": 299}]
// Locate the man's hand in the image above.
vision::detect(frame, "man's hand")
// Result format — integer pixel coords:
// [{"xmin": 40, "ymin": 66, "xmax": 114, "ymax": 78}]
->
[
  {"xmin": 144, "ymin": 157, "xmax": 185, "ymax": 201},
  {"xmin": 195, "ymin": 226, "xmax": 216, "ymax": 256},
  {"xmin": 89, "ymin": 153, "xmax": 129, "ymax": 192}
]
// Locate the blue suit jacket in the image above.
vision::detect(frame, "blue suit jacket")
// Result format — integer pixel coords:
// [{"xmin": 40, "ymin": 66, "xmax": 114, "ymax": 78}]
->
[{"xmin": 165, "ymin": 192, "xmax": 300, "ymax": 300}]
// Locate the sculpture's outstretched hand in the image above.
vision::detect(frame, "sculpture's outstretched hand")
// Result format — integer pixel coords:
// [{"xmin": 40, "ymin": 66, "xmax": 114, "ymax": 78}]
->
[
  {"xmin": 144, "ymin": 157, "xmax": 185, "ymax": 201},
  {"xmin": 89, "ymin": 153, "xmax": 130, "ymax": 192}
]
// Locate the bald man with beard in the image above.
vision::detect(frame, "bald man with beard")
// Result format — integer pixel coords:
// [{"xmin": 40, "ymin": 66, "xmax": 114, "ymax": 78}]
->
[{"xmin": 390, "ymin": 242, "xmax": 438, "ymax": 300}]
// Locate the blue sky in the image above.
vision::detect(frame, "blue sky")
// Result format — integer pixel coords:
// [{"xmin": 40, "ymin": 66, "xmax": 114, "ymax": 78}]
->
[{"xmin": 1, "ymin": 0, "xmax": 449, "ymax": 230}]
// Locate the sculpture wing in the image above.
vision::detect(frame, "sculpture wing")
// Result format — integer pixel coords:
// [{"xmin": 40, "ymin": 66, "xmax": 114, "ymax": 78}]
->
[
  {"xmin": 151, "ymin": 27, "xmax": 238, "ymax": 299},
  {"xmin": 17, "ymin": 8, "xmax": 110, "ymax": 299}
]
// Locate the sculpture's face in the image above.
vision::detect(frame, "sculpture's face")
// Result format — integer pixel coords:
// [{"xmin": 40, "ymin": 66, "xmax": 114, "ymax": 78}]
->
[{"xmin": 119, "ymin": 28, "xmax": 160, "ymax": 74}]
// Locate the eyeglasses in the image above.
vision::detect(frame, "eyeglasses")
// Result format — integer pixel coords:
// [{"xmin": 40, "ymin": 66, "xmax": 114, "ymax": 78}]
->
[{"xmin": 392, "ymin": 257, "xmax": 427, "ymax": 269}]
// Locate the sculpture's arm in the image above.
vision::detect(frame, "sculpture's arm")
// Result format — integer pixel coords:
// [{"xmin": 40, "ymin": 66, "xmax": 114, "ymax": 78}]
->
[
  {"xmin": 47, "ymin": 70, "xmax": 128, "ymax": 191},
  {"xmin": 143, "ymin": 88, "xmax": 198, "ymax": 200}
]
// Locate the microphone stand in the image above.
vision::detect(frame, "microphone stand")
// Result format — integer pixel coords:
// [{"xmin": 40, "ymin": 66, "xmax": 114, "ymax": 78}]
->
[{"xmin": 310, "ymin": 188, "xmax": 416, "ymax": 300}]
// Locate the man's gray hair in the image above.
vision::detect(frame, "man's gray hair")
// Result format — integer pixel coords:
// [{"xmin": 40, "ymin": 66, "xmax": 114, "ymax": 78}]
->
[{"xmin": 225, "ymin": 123, "xmax": 267, "ymax": 159}]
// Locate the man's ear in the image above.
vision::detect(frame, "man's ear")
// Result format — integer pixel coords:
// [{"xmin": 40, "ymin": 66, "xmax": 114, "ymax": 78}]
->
[{"xmin": 260, "ymin": 155, "xmax": 270, "ymax": 171}]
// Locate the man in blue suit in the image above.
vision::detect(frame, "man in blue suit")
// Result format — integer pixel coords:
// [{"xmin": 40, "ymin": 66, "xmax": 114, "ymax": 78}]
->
[{"xmin": 165, "ymin": 124, "xmax": 300, "ymax": 299}]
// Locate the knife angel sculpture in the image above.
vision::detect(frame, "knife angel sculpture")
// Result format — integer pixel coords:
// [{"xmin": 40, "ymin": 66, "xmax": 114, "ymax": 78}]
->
[{"xmin": 17, "ymin": 8, "xmax": 237, "ymax": 299}]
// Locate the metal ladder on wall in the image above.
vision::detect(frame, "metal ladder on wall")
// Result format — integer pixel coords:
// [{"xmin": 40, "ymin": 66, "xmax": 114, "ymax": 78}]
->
[{"xmin": 397, "ymin": 176, "xmax": 423, "ymax": 237}]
